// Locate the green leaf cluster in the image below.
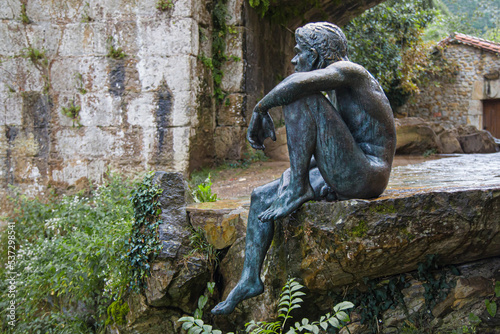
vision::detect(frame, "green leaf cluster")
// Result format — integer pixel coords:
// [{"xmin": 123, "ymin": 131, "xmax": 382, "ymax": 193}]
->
[
  {"xmin": 156, "ymin": 0, "xmax": 174, "ymax": 11},
  {"xmin": 0, "ymin": 174, "xmax": 134, "ymax": 333},
  {"xmin": 106, "ymin": 36, "xmax": 127, "ymax": 59},
  {"xmin": 126, "ymin": 172, "xmax": 163, "ymax": 292},
  {"xmin": 61, "ymin": 99, "xmax": 82, "ymax": 127},
  {"xmin": 192, "ymin": 174, "xmax": 218, "ymax": 203}
]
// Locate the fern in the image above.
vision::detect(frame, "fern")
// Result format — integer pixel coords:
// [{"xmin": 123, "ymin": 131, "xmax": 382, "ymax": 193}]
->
[
  {"xmin": 246, "ymin": 278, "xmax": 354, "ymax": 334},
  {"xmin": 178, "ymin": 278, "xmax": 354, "ymax": 334}
]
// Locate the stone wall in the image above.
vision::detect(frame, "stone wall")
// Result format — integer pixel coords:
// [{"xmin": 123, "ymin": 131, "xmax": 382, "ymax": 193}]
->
[
  {"xmin": 0, "ymin": 0, "xmax": 215, "ymax": 209},
  {"xmin": 398, "ymin": 43, "xmax": 500, "ymax": 129}
]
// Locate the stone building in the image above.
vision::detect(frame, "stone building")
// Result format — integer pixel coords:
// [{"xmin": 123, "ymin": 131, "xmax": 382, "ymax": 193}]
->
[
  {"xmin": 0, "ymin": 0, "xmax": 383, "ymax": 209},
  {"xmin": 398, "ymin": 33, "xmax": 500, "ymax": 138}
]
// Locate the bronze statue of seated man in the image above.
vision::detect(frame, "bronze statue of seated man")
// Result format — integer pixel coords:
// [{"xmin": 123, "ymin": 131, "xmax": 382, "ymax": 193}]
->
[{"xmin": 212, "ymin": 22, "xmax": 396, "ymax": 315}]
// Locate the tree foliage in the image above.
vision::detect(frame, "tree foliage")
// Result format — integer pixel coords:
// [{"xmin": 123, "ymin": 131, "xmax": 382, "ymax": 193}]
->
[{"xmin": 344, "ymin": 0, "xmax": 438, "ymax": 109}]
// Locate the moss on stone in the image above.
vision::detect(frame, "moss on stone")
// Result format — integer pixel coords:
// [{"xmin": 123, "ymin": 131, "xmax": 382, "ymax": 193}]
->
[
  {"xmin": 370, "ymin": 203, "xmax": 396, "ymax": 214},
  {"xmin": 348, "ymin": 220, "xmax": 368, "ymax": 238}
]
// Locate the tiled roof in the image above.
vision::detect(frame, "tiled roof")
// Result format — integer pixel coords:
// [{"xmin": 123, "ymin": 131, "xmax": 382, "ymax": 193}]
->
[{"xmin": 438, "ymin": 33, "xmax": 500, "ymax": 54}]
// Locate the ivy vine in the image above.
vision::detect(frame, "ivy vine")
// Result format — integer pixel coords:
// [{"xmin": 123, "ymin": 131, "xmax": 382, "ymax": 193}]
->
[{"xmin": 126, "ymin": 172, "xmax": 163, "ymax": 292}]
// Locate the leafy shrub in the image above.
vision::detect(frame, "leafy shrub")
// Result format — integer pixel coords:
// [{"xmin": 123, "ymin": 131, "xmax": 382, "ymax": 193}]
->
[{"xmin": 0, "ymin": 174, "xmax": 134, "ymax": 333}]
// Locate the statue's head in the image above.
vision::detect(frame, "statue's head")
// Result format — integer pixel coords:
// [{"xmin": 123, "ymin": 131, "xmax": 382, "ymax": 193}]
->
[{"xmin": 292, "ymin": 22, "xmax": 348, "ymax": 72}]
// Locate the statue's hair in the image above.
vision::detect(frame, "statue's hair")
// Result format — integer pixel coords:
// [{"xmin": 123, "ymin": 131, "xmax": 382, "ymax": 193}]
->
[{"xmin": 295, "ymin": 22, "xmax": 349, "ymax": 68}]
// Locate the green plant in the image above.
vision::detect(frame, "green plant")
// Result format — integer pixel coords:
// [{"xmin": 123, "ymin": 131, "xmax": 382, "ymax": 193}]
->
[
  {"xmin": 450, "ymin": 313, "xmax": 481, "ymax": 334},
  {"xmin": 21, "ymin": 47, "xmax": 51, "ymax": 94},
  {"xmin": 179, "ymin": 282, "xmax": 233, "ymax": 334},
  {"xmin": 192, "ymin": 174, "xmax": 218, "ymax": 203},
  {"xmin": 106, "ymin": 37, "xmax": 127, "ymax": 59},
  {"xmin": 81, "ymin": 2, "xmax": 93, "ymax": 22},
  {"xmin": 22, "ymin": 47, "xmax": 48, "ymax": 66},
  {"xmin": 423, "ymin": 148, "xmax": 437, "ymax": 158},
  {"xmin": 156, "ymin": 0, "xmax": 174, "ymax": 11},
  {"xmin": 61, "ymin": 100, "xmax": 82, "ymax": 127},
  {"xmin": 75, "ymin": 72, "xmax": 87, "ymax": 94},
  {"xmin": 0, "ymin": 173, "xmax": 134, "ymax": 333},
  {"xmin": 105, "ymin": 298, "xmax": 129, "ymax": 326},
  {"xmin": 178, "ymin": 278, "xmax": 354, "ymax": 334},
  {"xmin": 246, "ymin": 278, "xmax": 353, "ymax": 334},
  {"xmin": 20, "ymin": 3, "xmax": 30, "ymax": 24},
  {"xmin": 188, "ymin": 226, "xmax": 220, "ymax": 271},
  {"xmin": 485, "ymin": 280, "xmax": 500, "ymax": 317},
  {"xmin": 126, "ymin": 172, "xmax": 163, "ymax": 292}
]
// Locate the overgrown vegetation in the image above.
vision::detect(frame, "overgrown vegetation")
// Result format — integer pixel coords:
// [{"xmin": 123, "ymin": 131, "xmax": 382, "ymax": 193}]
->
[
  {"xmin": 344, "ymin": 0, "xmax": 458, "ymax": 109},
  {"xmin": 61, "ymin": 99, "xmax": 82, "ymax": 127},
  {"xmin": 0, "ymin": 174, "xmax": 134, "ymax": 333},
  {"xmin": 345, "ymin": 254, "xmax": 459, "ymax": 333},
  {"xmin": 126, "ymin": 172, "xmax": 163, "ymax": 292},
  {"xmin": 179, "ymin": 278, "xmax": 354, "ymax": 334}
]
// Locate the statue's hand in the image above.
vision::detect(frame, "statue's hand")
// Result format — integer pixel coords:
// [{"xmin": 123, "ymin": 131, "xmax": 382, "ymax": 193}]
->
[{"xmin": 247, "ymin": 111, "xmax": 276, "ymax": 150}]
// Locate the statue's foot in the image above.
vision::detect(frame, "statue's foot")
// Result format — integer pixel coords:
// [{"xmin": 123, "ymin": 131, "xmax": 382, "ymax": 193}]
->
[
  {"xmin": 211, "ymin": 279, "xmax": 264, "ymax": 315},
  {"xmin": 258, "ymin": 185, "xmax": 314, "ymax": 222}
]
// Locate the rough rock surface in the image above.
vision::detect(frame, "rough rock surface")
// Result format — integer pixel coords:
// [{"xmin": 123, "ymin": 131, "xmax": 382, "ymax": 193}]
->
[
  {"xmin": 395, "ymin": 117, "xmax": 499, "ymax": 154},
  {"xmin": 127, "ymin": 159, "xmax": 500, "ymax": 333}
]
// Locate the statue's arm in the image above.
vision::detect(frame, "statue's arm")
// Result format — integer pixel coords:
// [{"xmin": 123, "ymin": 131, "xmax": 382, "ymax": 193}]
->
[{"xmin": 254, "ymin": 64, "xmax": 352, "ymax": 113}]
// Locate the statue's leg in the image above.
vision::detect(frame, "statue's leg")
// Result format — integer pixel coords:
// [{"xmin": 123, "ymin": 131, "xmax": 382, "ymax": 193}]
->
[
  {"xmin": 309, "ymin": 94, "xmax": 389, "ymax": 198},
  {"xmin": 258, "ymin": 95, "xmax": 320, "ymax": 222},
  {"xmin": 211, "ymin": 179, "xmax": 280, "ymax": 315}
]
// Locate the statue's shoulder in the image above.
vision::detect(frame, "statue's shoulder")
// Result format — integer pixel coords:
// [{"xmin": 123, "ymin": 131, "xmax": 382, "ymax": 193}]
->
[{"xmin": 325, "ymin": 61, "xmax": 370, "ymax": 80}]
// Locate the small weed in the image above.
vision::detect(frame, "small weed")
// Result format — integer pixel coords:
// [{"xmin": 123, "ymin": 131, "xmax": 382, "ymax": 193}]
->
[
  {"xmin": 75, "ymin": 72, "xmax": 87, "ymax": 94},
  {"xmin": 188, "ymin": 226, "xmax": 219, "ymax": 270},
  {"xmin": 106, "ymin": 37, "xmax": 127, "ymax": 59},
  {"xmin": 192, "ymin": 174, "xmax": 217, "ymax": 203},
  {"xmin": 423, "ymin": 148, "xmax": 437, "ymax": 158},
  {"xmin": 156, "ymin": 0, "xmax": 174, "ymax": 11},
  {"xmin": 61, "ymin": 100, "xmax": 82, "ymax": 127},
  {"xmin": 20, "ymin": 3, "xmax": 30, "ymax": 24},
  {"xmin": 81, "ymin": 2, "xmax": 93, "ymax": 22},
  {"xmin": 22, "ymin": 47, "xmax": 47, "ymax": 66}
]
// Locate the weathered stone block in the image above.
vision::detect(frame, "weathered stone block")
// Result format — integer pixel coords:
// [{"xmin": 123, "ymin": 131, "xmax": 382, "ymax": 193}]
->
[
  {"xmin": 127, "ymin": 93, "xmax": 156, "ymax": 127},
  {"xmin": 214, "ymin": 126, "xmax": 246, "ymax": 160},
  {"xmin": 217, "ymin": 93, "xmax": 246, "ymax": 126},
  {"xmin": 136, "ymin": 56, "xmax": 194, "ymax": 92},
  {"xmin": 137, "ymin": 17, "xmax": 198, "ymax": 57},
  {"xmin": 458, "ymin": 131, "xmax": 499, "ymax": 153},
  {"xmin": 0, "ymin": 21, "xmax": 26, "ymax": 56},
  {"xmin": 80, "ymin": 92, "xmax": 123, "ymax": 127},
  {"xmin": 0, "ymin": 1, "xmax": 20, "ymax": 20},
  {"xmin": 264, "ymin": 126, "xmax": 289, "ymax": 161},
  {"xmin": 438, "ymin": 129, "xmax": 463, "ymax": 154},
  {"xmin": 221, "ymin": 27, "xmax": 244, "ymax": 93},
  {"xmin": 50, "ymin": 57, "xmax": 108, "ymax": 93},
  {"xmin": 395, "ymin": 117, "xmax": 441, "ymax": 154},
  {"xmin": 59, "ymin": 22, "xmax": 108, "ymax": 57},
  {"xmin": 1, "ymin": 93, "xmax": 23, "ymax": 126},
  {"xmin": 54, "ymin": 126, "xmax": 125, "ymax": 159},
  {"xmin": 189, "ymin": 201, "xmax": 248, "ymax": 249},
  {"xmin": 226, "ymin": 0, "xmax": 245, "ymax": 26}
]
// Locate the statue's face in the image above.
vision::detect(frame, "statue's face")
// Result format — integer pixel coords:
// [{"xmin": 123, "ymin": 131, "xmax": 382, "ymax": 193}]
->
[{"xmin": 291, "ymin": 41, "xmax": 317, "ymax": 72}]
